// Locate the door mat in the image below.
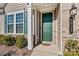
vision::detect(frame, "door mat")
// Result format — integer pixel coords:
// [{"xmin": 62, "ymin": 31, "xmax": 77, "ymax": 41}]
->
[{"xmin": 42, "ymin": 43, "xmax": 50, "ymax": 46}]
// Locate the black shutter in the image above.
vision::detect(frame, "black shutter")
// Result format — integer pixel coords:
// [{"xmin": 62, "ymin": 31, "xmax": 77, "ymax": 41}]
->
[{"xmin": 69, "ymin": 16, "xmax": 73, "ymax": 34}]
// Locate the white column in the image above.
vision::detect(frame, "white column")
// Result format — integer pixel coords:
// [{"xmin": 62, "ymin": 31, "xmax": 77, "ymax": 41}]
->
[
  {"xmin": 35, "ymin": 10, "xmax": 38, "ymax": 45},
  {"xmin": 14, "ymin": 13, "xmax": 16, "ymax": 34},
  {"xmin": 27, "ymin": 3, "xmax": 33, "ymax": 50},
  {"xmin": 60, "ymin": 3, "xmax": 63, "ymax": 55}
]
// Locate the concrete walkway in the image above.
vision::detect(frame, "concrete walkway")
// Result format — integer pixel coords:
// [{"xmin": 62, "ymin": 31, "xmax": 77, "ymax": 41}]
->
[{"xmin": 30, "ymin": 44, "xmax": 62, "ymax": 56}]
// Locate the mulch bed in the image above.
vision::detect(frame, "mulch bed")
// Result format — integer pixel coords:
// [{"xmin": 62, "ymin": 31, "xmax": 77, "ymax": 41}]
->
[{"xmin": 0, "ymin": 45, "xmax": 32, "ymax": 56}]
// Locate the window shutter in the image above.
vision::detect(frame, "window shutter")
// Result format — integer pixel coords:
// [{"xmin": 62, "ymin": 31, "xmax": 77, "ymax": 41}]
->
[
  {"xmin": 24, "ymin": 11, "xmax": 27, "ymax": 34},
  {"xmin": 4, "ymin": 15, "xmax": 7, "ymax": 33},
  {"xmin": 69, "ymin": 16, "xmax": 73, "ymax": 34}
]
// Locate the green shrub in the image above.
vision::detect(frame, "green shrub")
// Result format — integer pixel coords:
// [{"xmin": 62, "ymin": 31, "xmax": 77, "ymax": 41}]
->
[
  {"xmin": 64, "ymin": 39, "xmax": 79, "ymax": 56},
  {"xmin": 0, "ymin": 35, "xmax": 15, "ymax": 46},
  {"xmin": 15, "ymin": 35, "xmax": 27, "ymax": 48},
  {"xmin": 64, "ymin": 51, "xmax": 79, "ymax": 56},
  {"xmin": 6, "ymin": 35, "xmax": 15, "ymax": 46},
  {"xmin": 0, "ymin": 35, "xmax": 27, "ymax": 48},
  {"xmin": 65, "ymin": 39, "xmax": 78, "ymax": 52},
  {"xmin": 0, "ymin": 35, "xmax": 5, "ymax": 44}
]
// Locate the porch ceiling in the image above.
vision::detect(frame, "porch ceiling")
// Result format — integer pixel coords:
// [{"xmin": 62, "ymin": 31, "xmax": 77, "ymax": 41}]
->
[{"xmin": 32, "ymin": 3, "xmax": 58, "ymax": 12}]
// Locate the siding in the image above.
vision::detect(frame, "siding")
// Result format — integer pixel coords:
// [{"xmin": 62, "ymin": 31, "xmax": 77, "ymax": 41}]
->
[
  {"xmin": 57, "ymin": 4, "xmax": 61, "ymax": 50},
  {"xmin": 62, "ymin": 3, "xmax": 79, "ymax": 51},
  {"xmin": 0, "ymin": 15, "xmax": 4, "ymax": 34},
  {"xmin": 53, "ymin": 4, "xmax": 61, "ymax": 51},
  {"xmin": 5, "ymin": 3, "xmax": 28, "ymax": 13}
]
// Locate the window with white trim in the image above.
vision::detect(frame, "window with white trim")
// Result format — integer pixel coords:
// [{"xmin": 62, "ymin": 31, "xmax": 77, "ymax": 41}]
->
[
  {"xmin": 16, "ymin": 13, "xmax": 24, "ymax": 33},
  {"xmin": 7, "ymin": 11, "xmax": 24, "ymax": 34},
  {"xmin": 7, "ymin": 14, "xmax": 14, "ymax": 33}
]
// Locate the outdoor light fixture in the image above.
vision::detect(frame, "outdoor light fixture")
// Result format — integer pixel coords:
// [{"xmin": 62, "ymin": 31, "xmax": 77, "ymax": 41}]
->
[
  {"xmin": 70, "ymin": 3, "xmax": 77, "ymax": 16},
  {"xmin": 69, "ymin": 3, "xmax": 77, "ymax": 40}
]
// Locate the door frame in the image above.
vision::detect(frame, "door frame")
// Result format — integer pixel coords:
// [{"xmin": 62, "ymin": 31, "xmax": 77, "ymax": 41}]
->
[{"xmin": 41, "ymin": 11, "xmax": 54, "ymax": 43}]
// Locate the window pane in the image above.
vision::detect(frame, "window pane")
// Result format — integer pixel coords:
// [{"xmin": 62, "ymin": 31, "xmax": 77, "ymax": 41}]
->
[
  {"xmin": 8, "ymin": 24, "xmax": 14, "ymax": 33},
  {"xmin": 16, "ymin": 24, "xmax": 23, "ymax": 33},
  {"xmin": 8, "ymin": 15, "xmax": 14, "ymax": 23},
  {"xmin": 16, "ymin": 13, "xmax": 23, "ymax": 23}
]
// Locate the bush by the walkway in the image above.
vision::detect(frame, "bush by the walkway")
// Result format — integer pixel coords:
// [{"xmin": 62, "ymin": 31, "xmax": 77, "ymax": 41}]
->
[
  {"xmin": 0, "ymin": 35, "xmax": 15, "ymax": 46},
  {"xmin": 64, "ymin": 39, "xmax": 79, "ymax": 56},
  {"xmin": 0, "ymin": 35, "xmax": 27, "ymax": 48},
  {"xmin": 15, "ymin": 35, "xmax": 27, "ymax": 48}
]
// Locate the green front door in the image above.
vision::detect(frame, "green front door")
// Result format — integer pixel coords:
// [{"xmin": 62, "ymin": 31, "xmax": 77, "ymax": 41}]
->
[{"xmin": 42, "ymin": 12, "xmax": 52, "ymax": 42}]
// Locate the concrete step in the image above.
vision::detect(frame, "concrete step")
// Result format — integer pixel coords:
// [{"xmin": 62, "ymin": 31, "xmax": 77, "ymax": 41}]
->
[
  {"xmin": 31, "ymin": 50, "xmax": 59, "ymax": 56},
  {"xmin": 30, "ymin": 44, "xmax": 62, "ymax": 56}
]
